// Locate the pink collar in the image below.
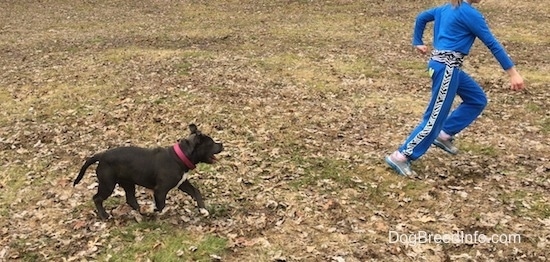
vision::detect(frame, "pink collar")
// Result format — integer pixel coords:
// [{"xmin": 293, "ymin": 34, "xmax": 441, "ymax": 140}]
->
[{"xmin": 173, "ymin": 144, "xmax": 196, "ymax": 170}]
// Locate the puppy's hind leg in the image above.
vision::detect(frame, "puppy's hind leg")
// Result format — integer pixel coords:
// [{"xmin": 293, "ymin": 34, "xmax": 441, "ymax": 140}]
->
[
  {"xmin": 119, "ymin": 181, "xmax": 140, "ymax": 211},
  {"xmin": 93, "ymin": 182, "xmax": 116, "ymax": 220},
  {"xmin": 93, "ymin": 165, "xmax": 116, "ymax": 220}
]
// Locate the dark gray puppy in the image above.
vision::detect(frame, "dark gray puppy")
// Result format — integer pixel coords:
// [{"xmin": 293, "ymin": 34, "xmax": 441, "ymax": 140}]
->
[{"xmin": 74, "ymin": 124, "xmax": 223, "ymax": 219}]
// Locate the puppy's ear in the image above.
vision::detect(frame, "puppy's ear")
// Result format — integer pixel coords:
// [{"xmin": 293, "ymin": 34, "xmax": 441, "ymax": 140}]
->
[
  {"xmin": 189, "ymin": 124, "xmax": 205, "ymax": 136},
  {"xmin": 189, "ymin": 124, "xmax": 199, "ymax": 134}
]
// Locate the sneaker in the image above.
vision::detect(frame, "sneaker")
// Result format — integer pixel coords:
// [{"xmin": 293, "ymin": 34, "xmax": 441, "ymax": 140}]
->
[
  {"xmin": 385, "ymin": 155, "xmax": 412, "ymax": 176},
  {"xmin": 433, "ymin": 137, "xmax": 458, "ymax": 155}
]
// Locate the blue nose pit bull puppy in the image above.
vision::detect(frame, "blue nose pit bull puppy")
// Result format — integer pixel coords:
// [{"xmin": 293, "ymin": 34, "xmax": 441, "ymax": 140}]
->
[{"xmin": 74, "ymin": 124, "xmax": 223, "ymax": 220}]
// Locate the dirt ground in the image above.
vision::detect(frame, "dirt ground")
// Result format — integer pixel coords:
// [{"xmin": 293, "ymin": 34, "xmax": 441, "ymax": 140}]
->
[{"xmin": 1, "ymin": 0, "xmax": 549, "ymax": 261}]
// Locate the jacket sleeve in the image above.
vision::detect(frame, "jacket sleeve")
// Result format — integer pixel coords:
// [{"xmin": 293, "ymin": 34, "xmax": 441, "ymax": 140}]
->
[
  {"xmin": 465, "ymin": 11, "xmax": 515, "ymax": 70},
  {"xmin": 412, "ymin": 7, "xmax": 437, "ymax": 46}
]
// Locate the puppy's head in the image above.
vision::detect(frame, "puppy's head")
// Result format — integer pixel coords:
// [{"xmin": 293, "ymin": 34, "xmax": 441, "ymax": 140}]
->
[{"xmin": 179, "ymin": 124, "xmax": 223, "ymax": 164}]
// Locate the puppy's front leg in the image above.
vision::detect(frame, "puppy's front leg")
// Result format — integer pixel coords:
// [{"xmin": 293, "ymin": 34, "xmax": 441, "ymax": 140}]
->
[
  {"xmin": 153, "ymin": 189, "xmax": 169, "ymax": 213},
  {"xmin": 178, "ymin": 180, "xmax": 205, "ymax": 209}
]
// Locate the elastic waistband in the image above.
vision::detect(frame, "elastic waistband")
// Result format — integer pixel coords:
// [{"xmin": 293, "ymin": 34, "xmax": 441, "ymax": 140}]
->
[{"xmin": 431, "ymin": 50, "xmax": 465, "ymax": 68}]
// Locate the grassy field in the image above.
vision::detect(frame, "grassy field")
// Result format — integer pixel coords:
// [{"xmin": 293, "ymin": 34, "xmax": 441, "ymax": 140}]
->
[{"xmin": 1, "ymin": 0, "xmax": 549, "ymax": 261}]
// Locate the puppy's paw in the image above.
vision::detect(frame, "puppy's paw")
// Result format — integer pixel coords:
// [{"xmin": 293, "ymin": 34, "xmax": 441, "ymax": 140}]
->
[
  {"xmin": 159, "ymin": 208, "xmax": 169, "ymax": 216},
  {"xmin": 199, "ymin": 208, "xmax": 210, "ymax": 217}
]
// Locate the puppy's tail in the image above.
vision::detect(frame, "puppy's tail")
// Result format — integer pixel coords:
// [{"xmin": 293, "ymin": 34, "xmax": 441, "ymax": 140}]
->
[{"xmin": 74, "ymin": 154, "xmax": 101, "ymax": 186}]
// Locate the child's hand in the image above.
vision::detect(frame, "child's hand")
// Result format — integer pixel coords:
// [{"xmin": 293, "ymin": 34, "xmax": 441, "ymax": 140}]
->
[
  {"xmin": 415, "ymin": 45, "xmax": 428, "ymax": 54},
  {"xmin": 506, "ymin": 67, "xmax": 525, "ymax": 91},
  {"xmin": 510, "ymin": 74, "xmax": 525, "ymax": 91}
]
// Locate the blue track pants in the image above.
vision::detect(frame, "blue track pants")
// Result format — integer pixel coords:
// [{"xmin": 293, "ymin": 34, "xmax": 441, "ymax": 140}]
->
[{"xmin": 399, "ymin": 60, "xmax": 487, "ymax": 160}]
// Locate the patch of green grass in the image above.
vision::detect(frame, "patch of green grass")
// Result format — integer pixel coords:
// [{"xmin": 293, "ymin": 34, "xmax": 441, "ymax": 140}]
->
[
  {"xmin": 255, "ymin": 53, "xmax": 303, "ymax": 73},
  {"xmin": 7, "ymin": 83, "xmax": 113, "ymax": 123},
  {"xmin": 72, "ymin": 199, "xmax": 97, "ymax": 215},
  {"xmin": 498, "ymin": 190, "xmax": 550, "ymax": 218},
  {"xmin": 541, "ymin": 117, "xmax": 550, "ymax": 134},
  {"xmin": 0, "ymin": 88, "xmax": 13, "ymax": 104},
  {"xmin": 102, "ymin": 221, "xmax": 227, "ymax": 261},
  {"xmin": 494, "ymin": 23, "xmax": 550, "ymax": 44},
  {"xmin": 9, "ymin": 238, "xmax": 41, "ymax": 261},
  {"xmin": 153, "ymin": 96, "xmax": 169, "ymax": 105},
  {"xmin": 460, "ymin": 142, "xmax": 499, "ymax": 157},
  {"xmin": 196, "ymin": 164, "xmax": 216, "ymax": 173},
  {"xmin": 498, "ymin": 190, "xmax": 528, "ymax": 204},
  {"xmin": 360, "ymin": 167, "xmax": 429, "ymax": 205},
  {"xmin": 521, "ymin": 69, "xmax": 550, "ymax": 84},
  {"xmin": 103, "ymin": 195, "xmax": 125, "ymax": 209},
  {"xmin": 176, "ymin": 61, "xmax": 192, "ymax": 76},
  {"xmin": 359, "ymin": 180, "xmax": 393, "ymax": 205},
  {"xmin": 102, "ymin": 48, "xmax": 136, "ymax": 64},
  {"xmin": 206, "ymin": 203, "xmax": 231, "ymax": 219},
  {"xmin": 398, "ymin": 59, "xmax": 427, "ymax": 71},
  {"xmin": 397, "ymin": 59, "xmax": 428, "ymax": 78},
  {"xmin": 289, "ymin": 156, "xmax": 356, "ymax": 190},
  {"xmin": 255, "ymin": 53, "xmax": 334, "ymax": 88},
  {"xmin": 524, "ymin": 102, "xmax": 541, "ymax": 113},
  {"xmin": 333, "ymin": 58, "xmax": 383, "ymax": 78},
  {"xmin": 307, "ymin": 79, "xmax": 338, "ymax": 93},
  {"xmin": 0, "ymin": 166, "xmax": 34, "ymax": 216},
  {"xmin": 102, "ymin": 47, "xmax": 182, "ymax": 64},
  {"xmin": 402, "ymin": 180, "xmax": 428, "ymax": 193},
  {"xmin": 0, "ymin": 88, "xmax": 26, "ymax": 125},
  {"xmin": 531, "ymin": 201, "xmax": 550, "ymax": 218}
]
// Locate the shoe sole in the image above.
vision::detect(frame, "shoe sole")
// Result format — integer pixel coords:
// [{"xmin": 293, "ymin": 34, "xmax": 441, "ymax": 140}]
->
[
  {"xmin": 433, "ymin": 140, "xmax": 458, "ymax": 155},
  {"xmin": 385, "ymin": 156, "xmax": 412, "ymax": 176}
]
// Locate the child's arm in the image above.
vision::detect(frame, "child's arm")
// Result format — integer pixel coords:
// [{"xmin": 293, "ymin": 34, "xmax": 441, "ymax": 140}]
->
[
  {"xmin": 412, "ymin": 8, "xmax": 437, "ymax": 47},
  {"xmin": 464, "ymin": 10, "xmax": 514, "ymax": 70},
  {"xmin": 465, "ymin": 10, "xmax": 524, "ymax": 90}
]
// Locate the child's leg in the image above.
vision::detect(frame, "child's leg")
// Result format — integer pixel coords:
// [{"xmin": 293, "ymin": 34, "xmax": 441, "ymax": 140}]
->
[
  {"xmin": 398, "ymin": 61, "xmax": 460, "ymax": 161},
  {"xmin": 441, "ymin": 70, "xmax": 487, "ymax": 136}
]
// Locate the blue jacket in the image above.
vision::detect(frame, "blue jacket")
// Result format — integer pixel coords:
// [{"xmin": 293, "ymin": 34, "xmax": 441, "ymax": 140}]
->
[{"xmin": 413, "ymin": 2, "xmax": 514, "ymax": 70}]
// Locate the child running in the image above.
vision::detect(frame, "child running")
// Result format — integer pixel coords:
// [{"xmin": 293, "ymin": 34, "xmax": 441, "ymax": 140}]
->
[{"xmin": 386, "ymin": 0, "xmax": 525, "ymax": 176}]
